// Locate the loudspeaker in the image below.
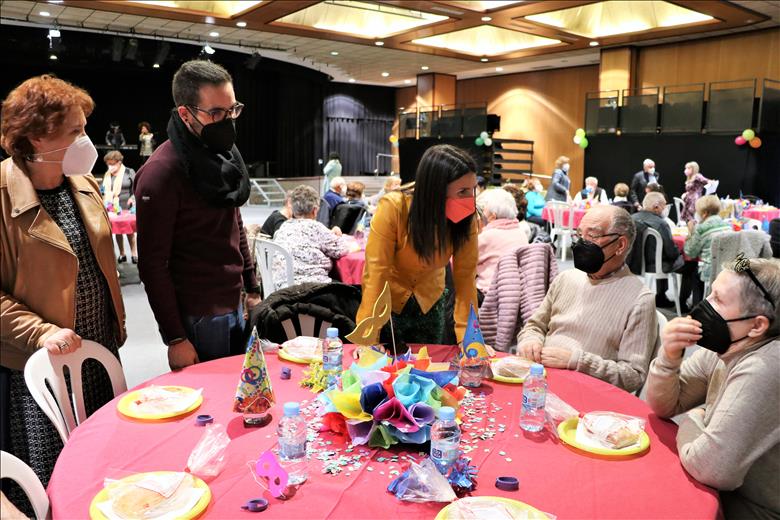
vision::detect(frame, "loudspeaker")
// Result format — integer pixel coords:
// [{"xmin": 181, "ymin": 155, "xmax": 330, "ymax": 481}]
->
[{"xmin": 487, "ymin": 114, "xmax": 501, "ymax": 133}]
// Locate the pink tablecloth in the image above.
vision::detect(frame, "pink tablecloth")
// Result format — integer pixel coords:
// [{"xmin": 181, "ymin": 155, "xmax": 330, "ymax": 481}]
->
[
  {"xmin": 108, "ymin": 213, "xmax": 136, "ymax": 234},
  {"xmin": 541, "ymin": 206, "xmax": 587, "ymax": 228},
  {"xmin": 335, "ymin": 251, "xmax": 365, "ymax": 285},
  {"xmin": 48, "ymin": 345, "xmax": 719, "ymax": 519},
  {"xmin": 742, "ymin": 208, "xmax": 780, "ymax": 223}
]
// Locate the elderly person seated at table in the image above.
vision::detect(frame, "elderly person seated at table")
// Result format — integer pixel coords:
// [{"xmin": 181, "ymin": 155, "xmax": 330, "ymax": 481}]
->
[
  {"xmin": 681, "ymin": 195, "xmax": 731, "ymax": 306},
  {"xmin": 517, "ymin": 205, "xmax": 657, "ymax": 392},
  {"xmin": 630, "ymin": 192, "xmax": 684, "ymax": 309},
  {"xmin": 647, "ymin": 256, "xmax": 780, "ymax": 519},
  {"xmin": 273, "ymin": 185, "xmax": 350, "ymax": 289},
  {"xmin": 573, "ymin": 176, "xmax": 608, "ymax": 205},
  {"xmin": 475, "ymin": 189, "xmax": 529, "ymax": 295},
  {"xmin": 523, "ymin": 178, "xmax": 546, "ymax": 226}
]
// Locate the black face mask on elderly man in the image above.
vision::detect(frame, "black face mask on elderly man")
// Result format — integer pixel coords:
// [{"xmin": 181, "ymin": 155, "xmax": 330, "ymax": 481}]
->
[{"xmin": 572, "ymin": 234, "xmax": 621, "ymax": 274}]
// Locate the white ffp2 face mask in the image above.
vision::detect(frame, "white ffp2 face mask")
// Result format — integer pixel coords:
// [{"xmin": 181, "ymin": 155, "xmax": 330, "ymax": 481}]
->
[
  {"xmin": 29, "ymin": 135, "xmax": 98, "ymax": 177},
  {"xmin": 562, "ymin": 163, "xmax": 570, "ymax": 173}
]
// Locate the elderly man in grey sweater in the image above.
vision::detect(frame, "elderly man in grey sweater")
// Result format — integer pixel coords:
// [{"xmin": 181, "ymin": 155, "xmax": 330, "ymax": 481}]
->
[
  {"xmin": 647, "ymin": 257, "xmax": 780, "ymax": 519},
  {"xmin": 517, "ymin": 205, "xmax": 657, "ymax": 392}
]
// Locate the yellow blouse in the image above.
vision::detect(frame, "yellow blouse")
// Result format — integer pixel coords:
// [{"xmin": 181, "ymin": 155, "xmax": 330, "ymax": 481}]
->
[{"xmin": 356, "ymin": 191, "xmax": 478, "ymax": 342}]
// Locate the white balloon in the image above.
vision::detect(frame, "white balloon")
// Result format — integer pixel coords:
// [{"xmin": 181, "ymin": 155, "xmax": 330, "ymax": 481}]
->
[
  {"xmin": 480, "ymin": 131, "xmax": 489, "ymax": 139},
  {"xmin": 484, "ymin": 138, "xmax": 493, "ymax": 146},
  {"xmin": 573, "ymin": 135, "xmax": 582, "ymax": 144}
]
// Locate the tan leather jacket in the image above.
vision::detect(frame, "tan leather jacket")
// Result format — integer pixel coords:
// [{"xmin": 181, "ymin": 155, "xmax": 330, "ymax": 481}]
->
[{"xmin": 0, "ymin": 158, "xmax": 126, "ymax": 371}]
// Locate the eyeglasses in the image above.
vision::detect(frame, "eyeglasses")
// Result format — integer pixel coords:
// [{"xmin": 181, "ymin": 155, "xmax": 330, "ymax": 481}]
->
[
  {"xmin": 573, "ymin": 229, "xmax": 620, "ymax": 242},
  {"xmin": 186, "ymin": 102, "xmax": 244, "ymax": 123}
]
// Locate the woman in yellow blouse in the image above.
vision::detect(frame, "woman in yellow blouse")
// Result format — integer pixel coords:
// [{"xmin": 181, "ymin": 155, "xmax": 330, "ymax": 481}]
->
[{"xmin": 357, "ymin": 144, "xmax": 479, "ymax": 347}]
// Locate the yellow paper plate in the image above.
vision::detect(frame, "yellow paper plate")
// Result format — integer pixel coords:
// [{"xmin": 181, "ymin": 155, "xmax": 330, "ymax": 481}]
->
[
  {"xmin": 117, "ymin": 386, "xmax": 203, "ymax": 420},
  {"xmin": 436, "ymin": 497, "xmax": 545, "ymax": 519},
  {"xmin": 278, "ymin": 347, "xmax": 319, "ymax": 364},
  {"xmin": 557, "ymin": 417, "xmax": 650, "ymax": 457},
  {"xmin": 89, "ymin": 471, "xmax": 211, "ymax": 520},
  {"xmin": 489, "ymin": 359, "xmax": 545, "ymax": 384}
]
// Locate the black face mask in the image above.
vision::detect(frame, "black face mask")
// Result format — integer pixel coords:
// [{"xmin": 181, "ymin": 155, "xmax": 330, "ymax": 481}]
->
[
  {"xmin": 187, "ymin": 108, "xmax": 237, "ymax": 153},
  {"xmin": 689, "ymin": 299, "xmax": 757, "ymax": 355},
  {"xmin": 572, "ymin": 234, "xmax": 620, "ymax": 274}
]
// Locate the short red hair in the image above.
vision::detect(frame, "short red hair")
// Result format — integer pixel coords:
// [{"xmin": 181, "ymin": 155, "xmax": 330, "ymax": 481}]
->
[{"xmin": 1, "ymin": 74, "xmax": 94, "ymax": 158}]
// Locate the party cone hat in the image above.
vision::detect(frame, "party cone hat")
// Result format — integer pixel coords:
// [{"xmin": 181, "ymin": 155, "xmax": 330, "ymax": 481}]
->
[
  {"xmin": 461, "ymin": 304, "xmax": 489, "ymax": 361},
  {"xmin": 233, "ymin": 327, "xmax": 275, "ymax": 414}
]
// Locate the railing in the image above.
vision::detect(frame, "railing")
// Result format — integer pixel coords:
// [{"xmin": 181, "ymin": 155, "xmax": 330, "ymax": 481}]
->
[{"xmin": 399, "ymin": 103, "xmax": 488, "ymax": 139}]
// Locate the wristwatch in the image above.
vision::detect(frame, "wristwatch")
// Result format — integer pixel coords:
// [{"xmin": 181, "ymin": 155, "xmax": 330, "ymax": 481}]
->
[{"xmin": 167, "ymin": 337, "xmax": 187, "ymax": 347}]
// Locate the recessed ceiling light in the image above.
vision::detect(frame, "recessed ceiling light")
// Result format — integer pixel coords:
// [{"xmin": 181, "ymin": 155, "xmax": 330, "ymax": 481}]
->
[
  {"xmin": 399, "ymin": 106, "xmax": 405, "ymax": 110},
  {"xmin": 746, "ymin": 18, "xmax": 754, "ymax": 23},
  {"xmin": 495, "ymin": 67, "xmax": 503, "ymax": 71},
  {"xmin": 236, "ymin": 21, "xmax": 247, "ymax": 28},
  {"xmin": 209, "ymin": 31, "xmax": 220, "ymax": 37},
  {"xmin": 330, "ymin": 51, "xmax": 339, "ymax": 56},
  {"xmin": 48, "ymin": 1, "xmax": 64, "ymax": 3},
  {"xmin": 205, "ymin": 16, "xmax": 215, "ymax": 24},
  {"xmin": 39, "ymin": 11, "xmax": 51, "ymax": 16},
  {"xmin": 404, "ymin": 79, "xmax": 412, "ymax": 84},
  {"xmin": 348, "ymin": 78, "xmax": 356, "ymax": 83},
  {"xmin": 381, "ymin": 71, "xmax": 390, "ymax": 77},
  {"xmin": 481, "ymin": 16, "xmax": 492, "ymax": 22},
  {"xmin": 203, "ymin": 44, "xmax": 215, "ymax": 55},
  {"xmin": 421, "ymin": 65, "xmax": 429, "ymax": 70},
  {"xmin": 49, "ymin": 54, "xmax": 57, "ymax": 60},
  {"xmin": 480, "ymin": 57, "xmax": 489, "ymax": 62},
  {"xmin": 589, "ymin": 41, "xmax": 599, "ymax": 46},
  {"xmin": 375, "ymin": 41, "xmax": 385, "ymax": 46},
  {"xmin": 153, "ymin": 63, "xmax": 160, "ymax": 68}
]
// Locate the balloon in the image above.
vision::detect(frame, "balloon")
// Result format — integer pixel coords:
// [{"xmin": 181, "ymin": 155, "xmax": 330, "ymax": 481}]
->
[
  {"xmin": 742, "ymin": 129, "xmax": 755, "ymax": 141},
  {"xmin": 388, "ymin": 135, "xmax": 398, "ymax": 143},
  {"xmin": 749, "ymin": 137, "xmax": 762, "ymax": 149},
  {"xmin": 480, "ymin": 131, "xmax": 489, "ymax": 139},
  {"xmin": 575, "ymin": 128, "xmax": 586, "ymax": 138},
  {"xmin": 735, "ymin": 136, "xmax": 747, "ymax": 146},
  {"xmin": 484, "ymin": 137, "xmax": 492, "ymax": 146},
  {"xmin": 579, "ymin": 137, "xmax": 589, "ymax": 149},
  {"xmin": 475, "ymin": 137, "xmax": 484, "ymax": 146},
  {"xmin": 573, "ymin": 135, "xmax": 582, "ymax": 145}
]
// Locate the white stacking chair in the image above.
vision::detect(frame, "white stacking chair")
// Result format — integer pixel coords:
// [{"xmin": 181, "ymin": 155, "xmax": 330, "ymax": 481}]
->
[
  {"xmin": 641, "ymin": 227, "xmax": 681, "ymax": 316},
  {"xmin": 281, "ymin": 314, "xmax": 332, "ymax": 340},
  {"xmin": 1, "ymin": 451, "xmax": 51, "ymax": 520},
  {"xmin": 255, "ymin": 239, "xmax": 294, "ymax": 298},
  {"xmin": 23, "ymin": 341, "xmax": 126, "ymax": 444},
  {"xmin": 673, "ymin": 197, "xmax": 685, "ymax": 226},
  {"xmin": 548, "ymin": 201, "xmax": 575, "ymax": 261}
]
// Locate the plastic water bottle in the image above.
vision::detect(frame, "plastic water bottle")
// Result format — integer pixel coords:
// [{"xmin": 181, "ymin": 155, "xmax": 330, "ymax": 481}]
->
[
  {"xmin": 430, "ymin": 406, "xmax": 460, "ymax": 474},
  {"xmin": 276, "ymin": 402, "xmax": 308, "ymax": 485},
  {"xmin": 322, "ymin": 327, "xmax": 343, "ymax": 388},
  {"xmin": 520, "ymin": 363, "xmax": 547, "ymax": 433}
]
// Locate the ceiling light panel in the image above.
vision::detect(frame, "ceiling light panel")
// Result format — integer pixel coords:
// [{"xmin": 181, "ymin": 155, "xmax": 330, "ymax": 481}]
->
[
  {"xmin": 126, "ymin": 1, "xmax": 263, "ymax": 17},
  {"xmin": 444, "ymin": 1, "xmax": 524, "ymax": 12},
  {"xmin": 524, "ymin": 1, "xmax": 713, "ymax": 39},
  {"xmin": 412, "ymin": 25, "xmax": 561, "ymax": 56},
  {"xmin": 273, "ymin": 1, "xmax": 448, "ymax": 39}
]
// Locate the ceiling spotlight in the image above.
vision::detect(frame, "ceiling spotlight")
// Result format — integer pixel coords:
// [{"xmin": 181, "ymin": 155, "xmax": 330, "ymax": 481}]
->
[
  {"xmin": 203, "ymin": 44, "xmax": 215, "ymax": 55},
  {"xmin": 153, "ymin": 42, "xmax": 170, "ymax": 66},
  {"xmin": 209, "ymin": 31, "xmax": 219, "ymax": 37},
  {"xmin": 375, "ymin": 41, "xmax": 385, "ymax": 46},
  {"xmin": 153, "ymin": 63, "xmax": 160, "ymax": 68},
  {"xmin": 381, "ymin": 72, "xmax": 390, "ymax": 77},
  {"xmin": 481, "ymin": 16, "xmax": 492, "ymax": 22},
  {"xmin": 495, "ymin": 67, "xmax": 503, "ymax": 71},
  {"xmin": 48, "ymin": 28, "xmax": 60, "ymax": 38},
  {"xmin": 40, "ymin": 11, "xmax": 51, "ymax": 16},
  {"xmin": 330, "ymin": 51, "xmax": 339, "ymax": 56},
  {"xmin": 404, "ymin": 79, "xmax": 412, "ymax": 84},
  {"xmin": 480, "ymin": 57, "xmax": 489, "ymax": 62},
  {"xmin": 236, "ymin": 21, "xmax": 247, "ymax": 27},
  {"xmin": 421, "ymin": 65, "xmax": 429, "ymax": 70},
  {"xmin": 245, "ymin": 52, "xmax": 261, "ymax": 70},
  {"xmin": 49, "ymin": 54, "xmax": 58, "ymax": 60},
  {"xmin": 348, "ymin": 78, "xmax": 356, "ymax": 83},
  {"xmin": 589, "ymin": 41, "xmax": 599, "ymax": 46}
]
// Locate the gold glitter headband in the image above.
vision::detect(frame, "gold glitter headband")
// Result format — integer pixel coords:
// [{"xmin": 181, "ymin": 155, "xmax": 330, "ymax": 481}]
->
[{"xmin": 733, "ymin": 253, "xmax": 775, "ymax": 309}]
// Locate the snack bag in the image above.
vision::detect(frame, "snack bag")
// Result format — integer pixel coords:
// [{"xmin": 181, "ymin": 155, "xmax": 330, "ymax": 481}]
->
[{"xmin": 579, "ymin": 411, "xmax": 645, "ymax": 449}]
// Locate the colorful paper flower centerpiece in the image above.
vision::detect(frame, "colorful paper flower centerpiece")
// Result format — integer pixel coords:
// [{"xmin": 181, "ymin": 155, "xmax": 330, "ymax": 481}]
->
[{"xmin": 318, "ymin": 347, "xmax": 466, "ymax": 448}]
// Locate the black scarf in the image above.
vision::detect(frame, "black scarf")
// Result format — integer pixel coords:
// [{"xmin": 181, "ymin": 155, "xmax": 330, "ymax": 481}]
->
[{"xmin": 167, "ymin": 110, "xmax": 250, "ymax": 207}]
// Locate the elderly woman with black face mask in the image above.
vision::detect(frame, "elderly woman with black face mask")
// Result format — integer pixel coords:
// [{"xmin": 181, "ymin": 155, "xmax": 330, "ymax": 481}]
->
[{"xmin": 647, "ymin": 256, "xmax": 780, "ymax": 520}]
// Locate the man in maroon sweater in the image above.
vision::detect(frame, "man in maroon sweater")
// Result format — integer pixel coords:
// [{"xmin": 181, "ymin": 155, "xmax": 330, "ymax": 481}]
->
[{"xmin": 135, "ymin": 60, "xmax": 261, "ymax": 369}]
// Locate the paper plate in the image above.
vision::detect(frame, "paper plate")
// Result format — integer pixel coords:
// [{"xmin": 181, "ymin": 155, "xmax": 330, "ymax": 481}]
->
[
  {"xmin": 489, "ymin": 359, "xmax": 544, "ymax": 384},
  {"xmin": 557, "ymin": 417, "xmax": 650, "ymax": 456},
  {"xmin": 117, "ymin": 386, "xmax": 203, "ymax": 420},
  {"xmin": 89, "ymin": 471, "xmax": 211, "ymax": 520},
  {"xmin": 435, "ymin": 497, "xmax": 545, "ymax": 520},
  {"xmin": 277, "ymin": 348, "xmax": 319, "ymax": 364}
]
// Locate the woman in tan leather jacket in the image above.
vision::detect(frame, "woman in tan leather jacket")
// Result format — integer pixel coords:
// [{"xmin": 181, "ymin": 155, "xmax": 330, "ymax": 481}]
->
[{"xmin": 0, "ymin": 75, "xmax": 126, "ymax": 511}]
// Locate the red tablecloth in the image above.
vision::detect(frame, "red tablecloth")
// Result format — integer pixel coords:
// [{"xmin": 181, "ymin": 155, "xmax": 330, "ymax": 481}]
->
[
  {"xmin": 48, "ymin": 346, "xmax": 719, "ymax": 519},
  {"xmin": 541, "ymin": 206, "xmax": 587, "ymax": 228},
  {"xmin": 335, "ymin": 251, "xmax": 365, "ymax": 285},
  {"xmin": 742, "ymin": 208, "xmax": 780, "ymax": 223},
  {"xmin": 108, "ymin": 213, "xmax": 136, "ymax": 234}
]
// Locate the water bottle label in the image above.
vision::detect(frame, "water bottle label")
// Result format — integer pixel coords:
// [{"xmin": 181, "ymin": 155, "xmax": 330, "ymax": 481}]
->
[
  {"xmin": 323, "ymin": 352, "xmax": 342, "ymax": 368},
  {"xmin": 522, "ymin": 391, "xmax": 546, "ymax": 411},
  {"xmin": 431, "ymin": 446, "xmax": 457, "ymax": 463}
]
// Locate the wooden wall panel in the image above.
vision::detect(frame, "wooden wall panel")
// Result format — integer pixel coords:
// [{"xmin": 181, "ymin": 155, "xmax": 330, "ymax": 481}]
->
[
  {"xmin": 433, "ymin": 74, "xmax": 457, "ymax": 107},
  {"xmin": 599, "ymin": 47, "xmax": 636, "ymax": 93},
  {"xmin": 456, "ymin": 65, "xmax": 600, "ymax": 194},
  {"xmin": 636, "ymin": 29, "xmax": 780, "ymax": 96}
]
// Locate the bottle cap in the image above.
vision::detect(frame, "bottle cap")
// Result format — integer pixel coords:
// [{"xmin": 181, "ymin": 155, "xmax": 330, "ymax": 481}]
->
[
  {"xmin": 241, "ymin": 498, "xmax": 269, "ymax": 512},
  {"xmin": 195, "ymin": 414, "xmax": 213, "ymax": 426},
  {"xmin": 438, "ymin": 406, "xmax": 455, "ymax": 421},
  {"xmin": 495, "ymin": 476, "xmax": 519, "ymax": 491},
  {"xmin": 530, "ymin": 363, "xmax": 544, "ymax": 376},
  {"xmin": 283, "ymin": 402, "xmax": 300, "ymax": 417},
  {"xmin": 326, "ymin": 327, "xmax": 339, "ymax": 338}
]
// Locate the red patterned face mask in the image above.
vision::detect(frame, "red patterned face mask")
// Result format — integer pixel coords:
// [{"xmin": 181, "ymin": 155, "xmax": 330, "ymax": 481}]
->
[{"xmin": 445, "ymin": 196, "xmax": 475, "ymax": 223}]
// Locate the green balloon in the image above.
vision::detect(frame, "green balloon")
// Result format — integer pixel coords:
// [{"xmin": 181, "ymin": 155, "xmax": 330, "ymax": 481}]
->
[
  {"xmin": 575, "ymin": 128, "xmax": 586, "ymax": 138},
  {"xmin": 579, "ymin": 137, "xmax": 589, "ymax": 149},
  {"xmin": 742, "ymin": 129, "xmax": 755, "ymax": 141},
  {"xmin": 475, "ymin": 137, "xmax": 484, "ymax": 146}
]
